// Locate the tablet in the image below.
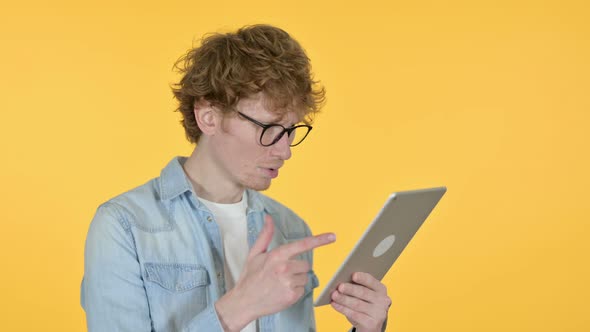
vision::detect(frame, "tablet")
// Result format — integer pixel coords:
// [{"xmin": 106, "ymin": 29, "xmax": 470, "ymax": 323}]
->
[{"xmin": 314, "ymin": 187, "xmax": 447, "ymax": 307}]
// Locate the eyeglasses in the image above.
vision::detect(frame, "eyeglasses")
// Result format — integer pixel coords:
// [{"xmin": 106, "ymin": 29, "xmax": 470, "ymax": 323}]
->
[{"xmin": 237, "ymin": 111, "xmax": 313, "ymax": 147}]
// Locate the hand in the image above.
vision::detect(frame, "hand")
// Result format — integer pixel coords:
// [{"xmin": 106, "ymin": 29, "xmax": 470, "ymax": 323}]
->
[
  {"xmin": 330, "ymin": 272, "xmax": 391, "ymax": 332},
  {"xmin": 215, "ymin": 214, "xmax": 335, "ymax": 332}
]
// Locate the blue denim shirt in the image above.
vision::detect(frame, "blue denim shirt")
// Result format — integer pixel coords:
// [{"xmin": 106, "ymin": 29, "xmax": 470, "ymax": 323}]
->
[{"xmin": 81, "ymin": 156, "xmax": 320, "ymax": 332}]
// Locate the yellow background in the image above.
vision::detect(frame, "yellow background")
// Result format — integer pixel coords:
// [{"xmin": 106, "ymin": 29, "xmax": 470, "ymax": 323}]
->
[{"xmin": 1, "ymin": 0, "xmax": 589, "ymax": 331}]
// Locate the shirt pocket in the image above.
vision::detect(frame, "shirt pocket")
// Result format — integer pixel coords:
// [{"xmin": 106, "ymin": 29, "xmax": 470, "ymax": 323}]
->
[
  {"xmin": 143, "ymin": 263, "xmax": 211, "ymax": 329},
  {"xmin": 145, "ymin": 263, "xmax": 210, "ymax": 292}
]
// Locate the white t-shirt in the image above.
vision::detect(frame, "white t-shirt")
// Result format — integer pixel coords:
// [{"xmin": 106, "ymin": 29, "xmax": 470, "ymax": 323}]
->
[{"xmin": 197, "ymin": 191, "xmax": 257, "ymax": 332}]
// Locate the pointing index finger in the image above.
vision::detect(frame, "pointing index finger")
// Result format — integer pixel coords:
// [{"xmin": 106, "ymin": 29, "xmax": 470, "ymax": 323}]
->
[{"xmin": 277, "ymin": 233, "xmax": 336, "ymax": 259}]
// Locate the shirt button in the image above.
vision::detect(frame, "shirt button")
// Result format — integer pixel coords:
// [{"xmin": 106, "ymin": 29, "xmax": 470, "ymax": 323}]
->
[
  {"xmin": 207, "ymin": 216, "xmax": 213, "ymax": 222},
  {"xmin": 217, "ymin": 272, "xmax": 222, "ymax": 279}
]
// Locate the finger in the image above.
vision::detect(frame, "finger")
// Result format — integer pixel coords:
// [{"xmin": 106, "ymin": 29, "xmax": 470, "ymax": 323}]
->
[
  {"xmin": 275, "ymin": 232, "xmax": 336, "ymax": 259},
  {"xmin": 330, "ymin": 301, "xmax": 378, "ymax": 330},
  {"xmin": 352, "ymin": 272, "xmax": 387, "ymax": 293},
  {"xmin": 337, "ymin": 282, "xmax": 378, "ymax": 304},
  {"xmin": 286, "ymin": 259, "xmax": 311, "ymax": 274},
  {"xmin": 331, "ymin": 301, "xmax": 359, "ymax": 326},
  {"xmin": 331, "ymin": 289, "xmax": 372, "ymax": 316},
  {"xmin": 248, "ymin": 214, "xmax": 275, "ymax": 258},
  {"xmin": 285, "ymin": 273, "xmax": 309, "ymax": 289}
]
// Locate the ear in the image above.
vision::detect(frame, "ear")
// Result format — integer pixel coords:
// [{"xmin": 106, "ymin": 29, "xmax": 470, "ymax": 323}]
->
[{"xmin": 193, "ymin": 98, "xmax": 219, "ymax": 136}]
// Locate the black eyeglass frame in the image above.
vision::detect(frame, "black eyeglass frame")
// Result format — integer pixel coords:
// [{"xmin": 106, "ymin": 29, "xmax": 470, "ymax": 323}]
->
[{"xmin": 237, "ymin": 111, "xmax": 313, "ymax": 147}]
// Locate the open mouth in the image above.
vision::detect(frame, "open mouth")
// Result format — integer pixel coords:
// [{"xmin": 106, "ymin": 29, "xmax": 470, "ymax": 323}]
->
[{"xmin": 261, "ymin": 167, "xmax": 279, "ymax": 179}]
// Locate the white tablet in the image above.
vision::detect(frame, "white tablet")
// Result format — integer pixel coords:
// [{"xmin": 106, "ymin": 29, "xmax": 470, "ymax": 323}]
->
[{"xmin": 314, "ymin": 187, "xmax": 447, "ymax": 307}]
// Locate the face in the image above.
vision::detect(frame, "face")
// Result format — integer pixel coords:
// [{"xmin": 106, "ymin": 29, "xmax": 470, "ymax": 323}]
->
[{"xmin": 208, "ymin": 93, "xmax": 299, "ymax": 191}]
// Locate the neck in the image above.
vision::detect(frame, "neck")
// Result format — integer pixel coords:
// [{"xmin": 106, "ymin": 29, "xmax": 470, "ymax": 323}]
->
[{"xmin": 183, "ymin": 144, "xmax": 244, "ymax": 204}]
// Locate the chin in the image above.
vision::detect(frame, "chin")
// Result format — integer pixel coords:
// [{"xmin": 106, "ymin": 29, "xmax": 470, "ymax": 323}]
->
[{"xmin": 245, "ymin": 179, "xmax": 272, "ymax": 192}]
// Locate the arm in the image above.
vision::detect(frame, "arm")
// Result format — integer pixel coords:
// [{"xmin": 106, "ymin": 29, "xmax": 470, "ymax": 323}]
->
[
  {"xmin": 81, "ymin": 203, "xmax": 225, "ymax": 331},
  {"xmin": 81, "ymin": 203, "xmax": 152, "ymax": 331}
]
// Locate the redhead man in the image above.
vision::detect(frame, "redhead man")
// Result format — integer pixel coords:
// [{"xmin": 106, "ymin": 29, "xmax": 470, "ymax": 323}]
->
[{"xmin": 81, "ymin": 24, "xmax": 391, "ymax": 332}]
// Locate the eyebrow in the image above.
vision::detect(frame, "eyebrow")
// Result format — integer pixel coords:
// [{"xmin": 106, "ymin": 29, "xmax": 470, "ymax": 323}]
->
[
  {"xmin": 265, "ymin": 115, "xmax": 298, "ymax": 127},
  {"xmin": 266, "ymin": 116, "xmax": 283, "ymax": 124}
]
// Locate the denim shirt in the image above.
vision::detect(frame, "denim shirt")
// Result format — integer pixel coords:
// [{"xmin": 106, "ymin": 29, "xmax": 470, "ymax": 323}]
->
[{"xmin": 81, "ymin": 156, "xmax": 320, "ymax": 332}]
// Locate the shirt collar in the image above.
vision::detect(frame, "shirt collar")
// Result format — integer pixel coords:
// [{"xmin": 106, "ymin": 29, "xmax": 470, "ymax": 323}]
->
[
  {"xmin": 245, "ymin": 188, "xmax": 265, "ymax": 214},
  {"xmin": 158, "ymin": 156, "xmax": 193, "ymax": 201},
  {"xmin": 158, "ymin": 156, "xmax": 266, "ymax": 214}
]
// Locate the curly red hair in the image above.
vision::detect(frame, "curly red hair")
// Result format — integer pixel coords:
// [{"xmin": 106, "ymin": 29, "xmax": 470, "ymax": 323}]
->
[{"xmin": 171, "ymin": 24, "xmax": 326, "ymax": 144}]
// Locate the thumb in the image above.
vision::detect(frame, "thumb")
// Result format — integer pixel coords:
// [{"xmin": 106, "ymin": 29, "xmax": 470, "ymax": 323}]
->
[{"xmin": 248, "ymin": 214, "xmax": 275, "ymax": 258}]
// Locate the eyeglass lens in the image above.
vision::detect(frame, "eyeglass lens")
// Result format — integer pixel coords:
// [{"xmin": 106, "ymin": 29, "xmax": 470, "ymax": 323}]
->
[{"xmin": 261, "ymin": 126, "xmax": 309, "ymax": 146}]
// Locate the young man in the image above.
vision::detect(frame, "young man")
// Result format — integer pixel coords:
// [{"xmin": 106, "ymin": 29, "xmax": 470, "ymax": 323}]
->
[{"xmin": 81, "ymin": 25, "xmax": 391, "ymax": 332}]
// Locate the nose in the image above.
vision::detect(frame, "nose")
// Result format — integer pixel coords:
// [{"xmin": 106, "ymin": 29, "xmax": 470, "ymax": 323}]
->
[{"xmin": 270, "ymin": 132, "xmax": 292, "ymax": 160}]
